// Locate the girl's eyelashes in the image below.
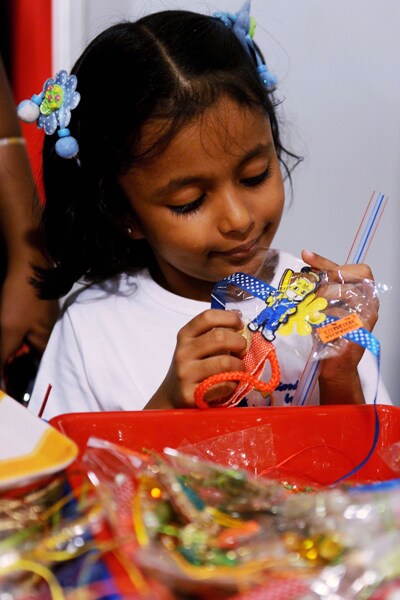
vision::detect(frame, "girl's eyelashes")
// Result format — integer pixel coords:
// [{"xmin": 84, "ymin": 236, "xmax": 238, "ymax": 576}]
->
[
  {"xmin": 241, "ymin": 166, "xmax": 270, "ymax": 187},
  {"xmin": 167, "ymin": 167, "xmax": 270, "ymax": 216},
  {"xmin": 168, "ymin": 194, "xmax": 205, "ymax": 216}
]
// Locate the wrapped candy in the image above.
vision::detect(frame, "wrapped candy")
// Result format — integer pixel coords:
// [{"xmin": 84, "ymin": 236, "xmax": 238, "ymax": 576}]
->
[{"xmin": 81, "ymin": 435, "xmax": 400, "ymax": 598}]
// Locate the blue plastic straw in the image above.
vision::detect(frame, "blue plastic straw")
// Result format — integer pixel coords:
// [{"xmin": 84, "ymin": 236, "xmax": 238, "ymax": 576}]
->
[
  {"xmin": 345, "ymin": 191, "xmax": 388, "ymax": 264},
  {"xmin": 292, "ymin": 191, "xmax": 388, "ymax": 407}
]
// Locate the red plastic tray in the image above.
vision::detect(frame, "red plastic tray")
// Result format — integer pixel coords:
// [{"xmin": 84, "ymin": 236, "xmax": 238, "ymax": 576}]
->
[{"xmin": 50, "ymin": 404, "xmax": 400, "ymax": 485}]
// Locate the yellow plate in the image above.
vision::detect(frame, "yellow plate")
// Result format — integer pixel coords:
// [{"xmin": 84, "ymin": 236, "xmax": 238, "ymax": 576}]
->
[{"xmin": 0, "ymin": 390, "xmax": 78, "ymax": 490}]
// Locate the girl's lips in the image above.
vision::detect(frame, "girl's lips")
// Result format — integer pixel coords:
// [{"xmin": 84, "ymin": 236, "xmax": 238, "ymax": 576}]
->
[{"xmin": 213, "ymin": 237, "xmax": 260, "ymax": 259}]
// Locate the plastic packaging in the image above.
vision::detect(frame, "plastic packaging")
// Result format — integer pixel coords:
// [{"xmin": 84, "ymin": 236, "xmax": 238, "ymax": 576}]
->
[
  {"xmin": 177, "ymin": 422, "xmax": 277, "ymax": 477},
  {"xmin": 81, "ymin": 434, "xmax": 400, "ymax": 599},
  {"xmin": 196, "ymin": 249, "xmax": 381, "ymax": 408}
]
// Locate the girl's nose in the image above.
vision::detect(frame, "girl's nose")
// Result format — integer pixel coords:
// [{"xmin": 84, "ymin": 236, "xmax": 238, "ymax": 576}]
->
[{"xmin": 217, "ymin": 188, "xmax": 254, "ymax": 235}]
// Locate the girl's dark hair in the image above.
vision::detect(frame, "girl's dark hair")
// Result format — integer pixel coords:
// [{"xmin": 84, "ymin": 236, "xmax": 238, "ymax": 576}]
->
[{"xmin": 36, "ymin": 10, "xmax": 300, "ymax": 299}]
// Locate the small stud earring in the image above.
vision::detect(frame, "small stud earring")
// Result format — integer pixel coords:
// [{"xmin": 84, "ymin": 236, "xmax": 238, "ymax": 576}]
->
[{"xmin": 127, "ymin": 227, "xmax": 132, "ymax": 234}]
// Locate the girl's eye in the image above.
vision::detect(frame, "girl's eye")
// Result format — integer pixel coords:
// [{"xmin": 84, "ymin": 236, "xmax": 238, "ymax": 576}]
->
[
  {"xmin": 168, "ymin": 194, "xmax": 205, "ymax": 215},
  {"xmin": 241, "ymin": 167, "xmax": 270, "ymax": 187}
]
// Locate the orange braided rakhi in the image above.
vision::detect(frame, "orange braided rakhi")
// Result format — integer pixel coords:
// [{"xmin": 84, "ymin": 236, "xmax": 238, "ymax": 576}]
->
[{"xmin": 194, "ymin": 332, "xmax": 281, "ymax": 409}]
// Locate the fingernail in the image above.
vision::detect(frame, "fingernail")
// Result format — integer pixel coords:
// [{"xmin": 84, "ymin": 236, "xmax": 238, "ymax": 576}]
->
[{"xmin": 302, "ymin": 249, "xmax": 315, "ymax": 260}]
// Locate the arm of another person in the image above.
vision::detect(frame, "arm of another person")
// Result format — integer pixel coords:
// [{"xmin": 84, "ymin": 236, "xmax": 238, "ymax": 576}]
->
[{"xmin": 0, "ymin": 56, "xmax": 59, "ymax": 378}]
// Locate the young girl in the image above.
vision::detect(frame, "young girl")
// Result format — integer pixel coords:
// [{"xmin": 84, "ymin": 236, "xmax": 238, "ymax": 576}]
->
[{"xmin": 26, "ymin": 5, "xmax": 390, "ymax": 419}]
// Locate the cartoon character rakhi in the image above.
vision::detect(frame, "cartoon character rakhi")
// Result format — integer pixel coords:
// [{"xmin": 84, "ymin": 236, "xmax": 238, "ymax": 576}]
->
[{"xmin": 194, "ymin": 253, "xmax": 380, "ymax": 409}]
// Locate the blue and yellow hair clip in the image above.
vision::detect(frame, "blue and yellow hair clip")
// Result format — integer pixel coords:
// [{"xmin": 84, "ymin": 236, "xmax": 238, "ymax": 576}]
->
[
  {"xmin": 17, "ymin": 70, "xmax": 80, "ymax": 159},
  {"xmin": 213, "ymin": 0, "xmax": 277, "ymax": 91}
]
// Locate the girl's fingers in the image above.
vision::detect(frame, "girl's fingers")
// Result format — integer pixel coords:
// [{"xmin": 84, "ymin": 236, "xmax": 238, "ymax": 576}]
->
[
  {"xmin": 302, "ymin": 249, "xmax": 374, "ymax": 282},
  {"xmin": 172, "ymin": 311, "xmax": 247, "ymax": 407},
  {"xmin": 175, "ymin": 309, "xmax": 247, "ymax": 363},
  {"xmin": 179, "ymin": 309, "xmax": 243, "ymax": 338},
  {"xmin": 182, "ymin": 327, "xmax": 248, "ymax": 361},
  {"xmin": 302, "ymin": 250, "xmax": 378, "ymax": 333},
  {"xmin": 192, "ymin": 354, "xmax": 246, "ymax": 382},
  {"xmin": 176, "ymin": 354, "xmax": 245, "ymax": 407},
  {"xmin": 203, "ymin": 381, "xmax": 239, "ymax": 404},
  {"xmin": 302, "ymin": 249, "xmax": 338, "ymax": 272}
]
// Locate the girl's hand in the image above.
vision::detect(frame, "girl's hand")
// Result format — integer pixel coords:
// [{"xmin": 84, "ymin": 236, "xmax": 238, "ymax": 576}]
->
[
  {"xmin": 145, "ymin": 309, "xmax": 247, "ymax": 409},
  {"xmin": 301, "ymin": 250, "xmax": 378, "ymax": 405}
]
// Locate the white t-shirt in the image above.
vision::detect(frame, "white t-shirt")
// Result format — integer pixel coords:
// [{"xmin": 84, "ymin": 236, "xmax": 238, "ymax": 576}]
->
[{"xmin": 28, "ymin": 251, "xmax": 391, "ymax": 419}]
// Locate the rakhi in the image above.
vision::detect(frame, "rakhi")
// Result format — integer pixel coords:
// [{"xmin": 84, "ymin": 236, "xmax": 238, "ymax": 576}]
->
[
  {"xmin": 194, "ymin": 261, "xmax": 381, "ymax": 411},
  {"xmin": 194, "ymin": 267, "xmax": 323, "ymax": 409}
]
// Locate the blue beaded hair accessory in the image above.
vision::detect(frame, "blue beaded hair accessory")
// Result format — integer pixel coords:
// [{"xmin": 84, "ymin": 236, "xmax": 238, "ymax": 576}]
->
[
  {"xmin": 213, "ymin": 0, "xmax": 277, "ymax": 91},
  {"xmin": 17, "ymin": 70, "xmax": 80, "ymax": 159}
]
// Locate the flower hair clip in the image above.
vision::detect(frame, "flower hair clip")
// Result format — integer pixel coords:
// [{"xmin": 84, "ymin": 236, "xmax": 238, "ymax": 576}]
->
[
  {"xmin": 213, "ymin": 0, "xmax": 277, "ymax": 91},
  {"xmin": 17, "ymin": 70, "xmax": 80, "ymax": 159}
]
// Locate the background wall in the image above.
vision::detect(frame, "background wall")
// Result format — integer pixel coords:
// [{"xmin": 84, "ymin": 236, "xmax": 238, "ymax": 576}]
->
[{"xmin": 53, "ymin": 0, "xmax": 400, "ymax": 403}]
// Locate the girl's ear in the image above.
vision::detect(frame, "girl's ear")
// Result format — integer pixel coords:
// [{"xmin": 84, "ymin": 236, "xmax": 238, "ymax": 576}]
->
[
  {"xmin": 125, "ymin": 218, "xmax": 145, "ymax": 240},
  {"xmin": 113, "ymin": 180, "xmax": 145, "ymax": 239}
]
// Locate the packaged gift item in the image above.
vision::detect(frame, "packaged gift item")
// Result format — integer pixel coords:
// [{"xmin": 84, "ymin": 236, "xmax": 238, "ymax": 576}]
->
[{"xmin": 195, "ymin": 249, "xmax": 381, "ymax": 409}]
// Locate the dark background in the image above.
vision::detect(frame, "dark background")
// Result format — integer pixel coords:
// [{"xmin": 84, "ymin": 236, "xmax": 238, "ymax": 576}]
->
[{"xmin": 0, "ymin": 0, "xmax": 12, "ymax": 78}]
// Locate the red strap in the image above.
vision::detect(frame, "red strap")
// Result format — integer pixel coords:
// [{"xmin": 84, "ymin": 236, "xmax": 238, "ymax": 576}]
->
[{"xmin": 194, "ymin": 335, "xmax": 281, "ymax": 409}]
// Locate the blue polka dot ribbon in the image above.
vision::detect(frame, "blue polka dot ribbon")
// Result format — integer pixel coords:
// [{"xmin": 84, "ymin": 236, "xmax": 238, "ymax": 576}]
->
[
  {"xmin": 211, "ymin": 272, "xmax": 275, "ymax": 308},
  {"xmin": 313, "ymin": 314, "xmax": 381, "ymax": 369},
  {"xmin": 313, "ymin": 314, "xmax": 381, "ymax": 483}
]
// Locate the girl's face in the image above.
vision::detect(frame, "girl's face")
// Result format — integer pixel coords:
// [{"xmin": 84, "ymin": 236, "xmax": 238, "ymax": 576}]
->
[{"xmin": 119, "ymin": 96, "xmax": 285, "ymax": 301}]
